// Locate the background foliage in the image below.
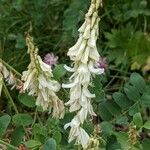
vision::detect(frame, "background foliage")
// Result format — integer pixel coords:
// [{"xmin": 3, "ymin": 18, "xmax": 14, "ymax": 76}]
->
[{"xmin": 0, "ymin": 0, "xmax": 150, "ymax": 149}]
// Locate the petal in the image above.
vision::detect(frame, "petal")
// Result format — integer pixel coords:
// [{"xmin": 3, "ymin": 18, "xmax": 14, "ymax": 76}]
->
[
  {"xmin": 79, "ymin": 128, "xmax": 90, "ymax": 148},
  {"xmin": 89, "ymin": 47, "xmax": 99, "ymax": 61},
  {"xmin": 91, "ymin": 12, "xmax": 98, "ymax": 28},
  {"xmin": 78, "ymin": 21, "xmax": 87, "ymax": 33},
  {"xmin": 64, "ymin": 65, "xmax": 75, "ymax": 72},
  {"xmin": 75, "ymin": 40, "xmax": 87, "ymax": 61},
  {"xmin": 81, "ymin": 47, "xmax": 90, "ymax": 64},
  {"xmin": 83, "ymin": 88, "xmax": 95, "ymax": 98},
  {"xmin": 62, "ymin": 79, "xmax": 78, "ymax": 88},
  {"xmin": 67, "ymin": 36, "xmax": 83, "ymax": 56},
  {"xmin": 88, "ymin": 61, "xmax": 104, "ymax": 74},
  {"xmin": 88, "ymin": 29, "xmax": 96, "ymax": 48},
  {"xmin": 87, "ymin": 3, "xmax": 95, "ymax": 16},
  {"xmin": 78, "ymin": 108, "xmax": 88, "ymax": 124},
  {"xmin": 83, "ymin": 24, "xmax": 91, "ymax": 39},
  {"xmin": 64, "ymin": 122, "xmax": 71, "ymax": 130}
]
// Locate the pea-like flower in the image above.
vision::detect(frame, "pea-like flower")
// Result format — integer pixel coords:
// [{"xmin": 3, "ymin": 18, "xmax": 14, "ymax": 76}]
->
[
  {"xmin": 62, "ymin": 0, "xmax": 104, "ymax": 148},
  {"xmin": 22, "ymin": 33, "xmax": 65, "ymax": 118},
  {"xmin": 0, "ymin": 61, "xmax": 22, "ymax": 95}
]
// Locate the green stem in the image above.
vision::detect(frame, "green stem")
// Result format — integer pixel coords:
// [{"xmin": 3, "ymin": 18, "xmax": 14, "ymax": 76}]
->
[
  {"xmin": 144, "ymin": 16, "xmax": 147, "ymax": 33},
  {"xmin": 0, "ymin": 58, "xmax": 22, "ymax": 77},
  {"xmin": 111, "ymin": 100, "xmax": 140, "ymax": 123},
  {"xmin": 104, "ymin": 72, "xmax": 119, "ymax": 90},
  {"xmin": 0, "ymin": 140, "xmax": 18, "ymax": 150},
  {"xmin": 31, "ymin": 109, "xmax": 37, "ymax": 127},
  {"xmin": 3, "ymin": 83, "xmax": 19, "ymax": 114},
  {"xmin": 3, "ymin": 83, "xmax": 30, "ymax": 139}
]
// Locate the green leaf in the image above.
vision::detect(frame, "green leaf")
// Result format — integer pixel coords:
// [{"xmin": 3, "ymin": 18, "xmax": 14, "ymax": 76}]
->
[
  {"xmin": 33, "ymin": 123, "xmax": 47, "ymax": 143},
  {"xmin": 113, "ymin": 92, "xmax": 132, "ymax": 110},
  {"xmin": 129, "ymin": 103, "xmax": 140, "ymax": 116},
  {"xmin": 105, "ymin": 101, "xmax": 121, "ymax": 116},
  {"xmin": 53, "ymin": 64, "xmax": 66, "ymax": 80},
  {"xmin": 24, "ymin": 140, "xmax": 42, "ymax": 149},
  {"xmin": 106, "ymin": 135, "xmax": 121, "ymax": 150},
  {"xmin": 141, "ymin": 94, "xmax": 150, "ymax": 106},
  {"xmin": 0, "ymin": 115, "xmax": 11, "ymax": 137},
  {"xmin": 114, "ymin": 132, "xmax": 128, "ymax": 150},
  {"xmin": 116, "ymin": 116, "xmax": 128, "ymax": 125},
  {"xmin": 12, "ymin": 114, "xmax": 33, "ymax": 126},
  {"xmin": 133, "ymin": 113, "xmax": 143, "ymax": 127},
  {"xmin": 101, "ymin": 121, "xmax": 114, "ymax": 136},
  {"xmin": 124, "ymin": 83, "xmax": 141, "ymax": 101},
  {"xmin": 142, "ymin": 139, "xmax": 150, "ymax": 150},
  {"xmin": 52, "ymin": 131, "xmax": 62, "ymax": 144},
  {"xmin": 91, "ymin": 76, "xmax": 104, "ymax": 102},
  {"xmin": 129, "ymin": 73, "xmax": 146, "ymax": 93},
  {"xmin": 33, "ymin": 123, "xmax": 48, "ymax": 137},
  {"xmin": 43, "ymin": 138, "xmax": 56, "ymax": 150},
  {"xmin": 143, "ymin": 121, "xmax": 150, "ymax": 130},
  {"xmin": 10, "ymin": 127, "xmax": 25, "ymax": 146},
  {"xmin": 18, "ymin": 93, "xmax": 36, "ymax": 108},
  {"xmin": 98, "ymin": 102, "xmax": 113, "ymax": 121}
]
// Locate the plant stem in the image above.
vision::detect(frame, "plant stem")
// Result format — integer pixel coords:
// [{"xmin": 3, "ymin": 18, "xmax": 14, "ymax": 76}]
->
[
  {"xmin": 3, "ymin": 83, "xmax": 19, "ymax": 114},
  {"xmin": 0, "ymin": 140, "xmax": 18, "ymax": 150},
  {"xmin": 0, "ymin": 58, "xmax": 22, "ymax": 77},
  {"xmin": 3, "ymin": 83, "xmax": 30, "ymax": 139},
  {"xmin": 144, "ymin": 16, "xmax": 147, "ymax": 33}
]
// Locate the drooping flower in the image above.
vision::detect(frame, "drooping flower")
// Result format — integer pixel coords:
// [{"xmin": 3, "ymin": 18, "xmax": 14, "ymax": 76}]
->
[
  {"xmin": 0, "ymin": 61, "xmax": 22, "ymax": 93},
  {"xmin": 44, "ymin": 53, "xmax": 58, "ymax": 67},
  {"xmin": 22, "ymin": 33, "xmax": 65, "ymax": 118},
  {"xmin": 62, "ymin": 0, "xmax": 104, "ymax": 148}
]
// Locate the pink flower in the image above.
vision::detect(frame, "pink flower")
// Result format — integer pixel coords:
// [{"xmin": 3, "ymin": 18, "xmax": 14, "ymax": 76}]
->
[
  {"xmin": 44, "ymin": 53, "xmax": 58, "ymax": 67},
  {"xmin": 96, "ymin": 57, "xmax": 108, "ymax": 70}
]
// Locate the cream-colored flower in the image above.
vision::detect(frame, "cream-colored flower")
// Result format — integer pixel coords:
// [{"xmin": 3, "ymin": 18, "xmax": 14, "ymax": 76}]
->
[
  {"xmin": 62, "ymin": 0, "xmax": 103, "ymax": 148},
  {"xmin": 22, "ymin": 33, "xmax": 65, "ymax": 118},
  {"xmin": 0, "ymin": 61, "xmax": 22, "ymax": 91}
]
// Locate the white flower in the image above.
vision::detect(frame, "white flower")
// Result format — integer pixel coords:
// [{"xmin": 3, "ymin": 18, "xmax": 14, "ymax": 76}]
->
[
  {"xmin": 0, "ymin": 61, "xmax": 22, "ymax": 91},
  {"xmin": 64, "ymin": 116, "xmax": 90, "ymax": 148},
  {"xmin": 62, "ymin": 0, "xmax": 103, "ymax": 148},
  {"xmin": 22, "ymin": 33, "xmax": 65, "ymax": 118}
]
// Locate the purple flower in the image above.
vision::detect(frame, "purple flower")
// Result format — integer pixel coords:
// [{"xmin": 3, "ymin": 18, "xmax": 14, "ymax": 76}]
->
[
  {"xmin": 44, "ymin": 53, "xmax": 58, "ymax": 67},
  {"xmin": 96, "ymin": 57, "xmax": 108, "ymax": 70}
]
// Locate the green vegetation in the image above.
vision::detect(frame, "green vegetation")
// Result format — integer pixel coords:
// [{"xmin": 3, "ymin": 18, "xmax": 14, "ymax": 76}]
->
[{"xmin": 0, "ymin": 0, "xmax": 150, "ymax": 149}]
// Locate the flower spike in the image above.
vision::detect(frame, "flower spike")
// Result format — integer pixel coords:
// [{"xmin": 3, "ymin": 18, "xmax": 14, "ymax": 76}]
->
[
  {"xmin": 22, "ymin": 32, "xmax": 65, "ymax": 119},
  {"xmin": 62, "ymin": 0, "xmax": 104, "ymax": 148}
]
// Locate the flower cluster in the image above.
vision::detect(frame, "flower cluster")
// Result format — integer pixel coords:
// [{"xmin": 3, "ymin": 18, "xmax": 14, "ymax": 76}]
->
[
  {"xmin": 62, "ymin": 0, "xmax": 104, "ymax": 148},
  {"xmin": 44, "ymin": 53, "xmax": 58, "ymax": 67},
  {"xmin": 22, "ymin": 33, "xmax": 65, "ymax": 118},
  {"xmin": 0, "ymin": 61, "xmax": 22, "ymax": 96}
]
